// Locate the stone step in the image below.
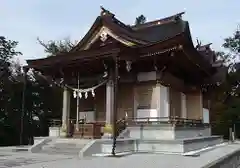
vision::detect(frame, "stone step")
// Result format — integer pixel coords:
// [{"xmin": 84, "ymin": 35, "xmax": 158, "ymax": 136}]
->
[
  {"xmin": 42, "ymin": 144, "xmax": 83, "ymax": 148},
  {"xmin": 39, "ymin": 138, "xmax": 91, "ymax": 156},
  {"xmin": 41, "ymin": 148, "xmax": 80, "ymax": 155},
  {"xmin": 44, "ymin": 147, "xmax": 82, "ymax": 151},
  {"xmin": 41, "ymin": 147, "xmax": 83, "ymax": 155},
  {"xmin": 54, "ymin": 138, "xmax": 91, "ymax": 144},
  {"xmin": 34, "ymin": 137, "xmax": 46, "ymax": 144}
]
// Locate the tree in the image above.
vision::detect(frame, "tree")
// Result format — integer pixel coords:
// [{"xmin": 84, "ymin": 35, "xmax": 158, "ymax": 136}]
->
[
  {"xmin": 29, "ymin": 71, "xmax": 63, "ymax": 136},
  {"xmin": 36, "ymin": 36, "xmax": 72, "ymax": 134},
  {"xmin": 37, "ymin": 37, "xmax": 77, "ymax": 57},
  {"xmin": 210, "ymin": 26, "xmax": 240, "ymax": 138},
  {"xmin": 0, "ymin": 36, "xmax": 22, "ymax": 62},
  {"xmin": 0, "ymin": 36, "xmax": 53, "ymax": 145},
  {"xmin": 0, "ymin": 36, "xmax": 22, "ymax": 78},
  {"xmin": 223, "ymin": 28, "xmax": 240, "ymax": 59},
  {"xmin": 0, "ymin": 36, "xmax": 23, "ymax": 146},
  {"xmin": 135, "ymin": 15, "xmax": 146, "ymax": 25}
]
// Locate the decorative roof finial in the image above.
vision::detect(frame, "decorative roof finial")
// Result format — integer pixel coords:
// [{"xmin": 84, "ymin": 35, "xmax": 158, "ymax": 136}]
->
[
  {"xmin": 100, "ymin": 6, "xmax": 114, "ymax": 17},
  {"xmin": 196, "ymin": 38, "xmax": 202, "ymax": 49},
  {"xmin": 174, "ymin": 12, "xmax": 185, "ymax": 22}
]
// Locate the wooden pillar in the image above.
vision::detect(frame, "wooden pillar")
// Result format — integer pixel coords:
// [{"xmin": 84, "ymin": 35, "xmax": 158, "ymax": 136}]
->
[
  {"xmin": 159, "ymin": 85, "xmax": 170, "ymax": 119},
  {"xmin": 61, "ymin": 87, "xmax": 71, "ymax": 137},
  {"xmin": 76, "ymin": 73, "xmax": 80, "ymax": 131},
  {"xmin": 156, "ymin": 82, "xmax": 161, "ymax": 119},
  {"xmin": 186, "ymin": 90, "xmax": 203, "ymax": 120},
  {"xmin": 181, "ymin": 92, "xmax": 187, "ymax": 118},
  {"xmin": 106, "ymin": 80, "xmax": 114, "ymax": 124}
]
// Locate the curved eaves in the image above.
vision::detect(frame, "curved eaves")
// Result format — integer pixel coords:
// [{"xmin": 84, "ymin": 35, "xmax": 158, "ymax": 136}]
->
[{"xmin": 182, "ymin": 22, "xmax": 214, "ymax": 75}]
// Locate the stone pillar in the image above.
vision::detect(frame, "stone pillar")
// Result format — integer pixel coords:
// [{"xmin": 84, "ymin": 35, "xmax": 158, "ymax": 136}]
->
[
  {"xmin": 61, "ymin": 87, "xmax": 71, "ymax": 137},
  {"xmin": 106, "ymin": 80, "xmax": 114, "ymax": 124},
  {"xmin": 181, "ymin": 92, "xmax": 187, "ymax": 118},
  {"xmin": 159, "ymin": 85, "xmax": 170, "ymax": 120}
]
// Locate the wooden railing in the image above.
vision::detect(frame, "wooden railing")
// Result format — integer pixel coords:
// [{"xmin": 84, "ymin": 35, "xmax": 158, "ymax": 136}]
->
[
  {"xmin": 49, "ymin": 119, "xmax": 106, "ymax": 139},
  {"xmin": 125, "ymin": 117, "xmax": 208, "ymax": 127},
  {"xmin": 48, "ymin": 119, "xmax": 78, "ymax": 127},
  {"xmin": 48, "ymin": 117, "xmax": 208, "ymax": 138},
  {"xmin": 48, "ymin": 118, "xmax": 127, "ymax": 138},
  {"xmin": 48, "ymin": 117, "xmax": 208, "ymax": 128},
  {"xmin": 49, "ymin": 117, "xmax": 208, "ymax": 126},
  {"xmin": 49, "ymin": 119, "xmax": 62, "ymax": 127}
]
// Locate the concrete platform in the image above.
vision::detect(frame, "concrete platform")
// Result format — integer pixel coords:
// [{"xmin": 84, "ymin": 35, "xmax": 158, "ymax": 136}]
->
[{"xmin": 80, "ymin": 136, "xmax": 223, "ymax": 157}]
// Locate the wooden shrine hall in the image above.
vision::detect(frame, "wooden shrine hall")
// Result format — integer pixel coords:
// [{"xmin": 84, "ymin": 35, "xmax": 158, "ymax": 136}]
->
[{"xmin": 26, "ymin": 7, "xmax": 226, "ymax": 139}]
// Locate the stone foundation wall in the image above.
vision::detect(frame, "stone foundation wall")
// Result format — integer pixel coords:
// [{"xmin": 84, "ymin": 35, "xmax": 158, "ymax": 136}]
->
[
  {"xmin": 124, "ymin": 125, "xmax": 211, "ymax": 140},
  {"xmin": 79, "ymin": 136, "xmax": 223, "ymax": 157}
]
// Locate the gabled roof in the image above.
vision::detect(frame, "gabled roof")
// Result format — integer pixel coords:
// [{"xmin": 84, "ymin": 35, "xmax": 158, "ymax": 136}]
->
[
  {"xmin": 71, "ymin": 7, "xmax": 188, "ymax": 51},
  {"xmin": 26, "ymin": 7, "xmax": 225, "ymax": 80}
]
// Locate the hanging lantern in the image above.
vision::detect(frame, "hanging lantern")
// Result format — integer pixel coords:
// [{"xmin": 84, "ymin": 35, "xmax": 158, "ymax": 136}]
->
[
  {"xmin": 73, "ymin": 90, "xmax": 77, "ymax": 98},
  {"xmin": 85, "ymin": 92, "xmax": 88, "ymax": 99},
  {"xmin": 78, "ymin": 92, "xmax": 82, "ymax": 99},
  {"xmin": 92, "ymin": 89, "xmax": 95, "ymax": 97}
]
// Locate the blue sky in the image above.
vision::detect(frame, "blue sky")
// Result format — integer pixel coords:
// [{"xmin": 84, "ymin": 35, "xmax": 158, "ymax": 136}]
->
[{"xmin": 1, "ymin": 0, "xmax": 239, "ymax": 64}]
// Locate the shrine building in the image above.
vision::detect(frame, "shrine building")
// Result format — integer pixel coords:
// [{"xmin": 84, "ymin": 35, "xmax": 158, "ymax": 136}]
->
[{"xmin": 26, "ymin": 7, "xmax": 226, "ymax": 139}]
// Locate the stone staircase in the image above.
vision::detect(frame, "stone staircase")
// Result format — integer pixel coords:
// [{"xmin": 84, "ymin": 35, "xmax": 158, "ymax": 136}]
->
[
  {"xmin": 39, "ymin": 138, "xmax": 91, "ymax": 156},
  {"xmin": 34, "ymin": 137, "xmax": 46, "ymax": 144}
]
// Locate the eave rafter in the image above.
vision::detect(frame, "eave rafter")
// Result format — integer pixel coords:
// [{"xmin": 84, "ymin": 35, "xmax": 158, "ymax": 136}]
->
[{"xmin": 26, "ymin": 47, "xmax": 120, "ymax": 69}]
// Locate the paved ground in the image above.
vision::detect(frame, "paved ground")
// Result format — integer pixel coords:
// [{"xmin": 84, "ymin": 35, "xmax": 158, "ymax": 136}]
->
[
  {"xmin": 1, "ymin": 142, "xmax": 240, "ymax": 168},
  {"xmin": 0, "ymin": 151, "xmax": 72, "ymax": 168}
]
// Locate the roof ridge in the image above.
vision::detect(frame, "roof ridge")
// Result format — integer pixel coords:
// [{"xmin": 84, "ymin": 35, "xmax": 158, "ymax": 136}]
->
[
  {"xmin": 99, "ymin": 6, "xmax": 133, "ymax": 31},
  {"xmin": 103, "ymin": 17, "xmax": 149, "ymax": 44},
  {"xmin": 131, "ymin": 12, "xmax": 185, "ymax": 30},
  {"xmin": 111, "ymin": 16, "xmax": 133, "ymax": 31}
]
